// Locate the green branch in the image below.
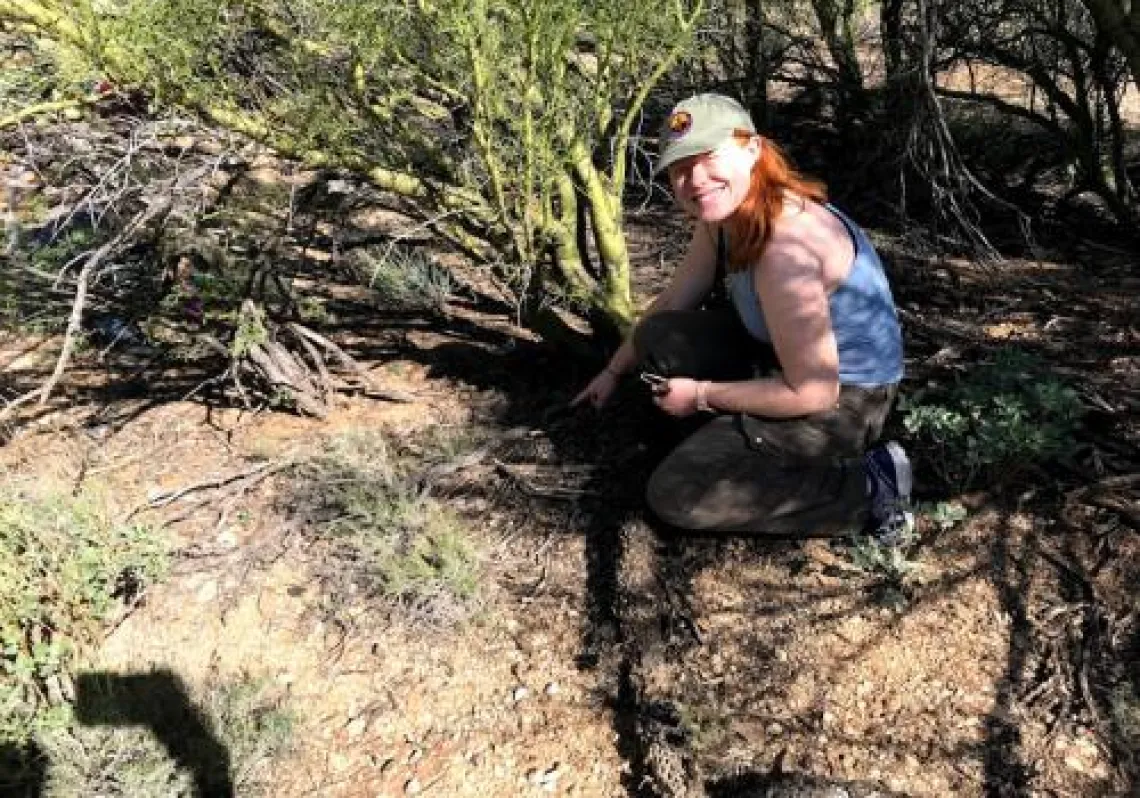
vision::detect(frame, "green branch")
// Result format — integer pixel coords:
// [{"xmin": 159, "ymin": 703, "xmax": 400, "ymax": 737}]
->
[
  {"xmin": 546, "ymin": 172, "xmax": 602, "ymax": 304},
  {"xmin": 0, "ymin": 97, "xmax": 91, "ymax": 129},
  {"xmin": 611, "ymin": 0, "xmax": 705, "ymax": 194},
  {"xmin": 204, "ymin": 106, "xmax": 495, "ymax": 224},
  {"xmin": 568, "ymin": 139, "xmax": 632, "ymax": 327},
  {"xmin": 0, "ymin": 1, "xmax": 84, "ymax": 45},
  {"xmin": 461, "ymin": 15, "xmax": 529, "ymax": 264}
]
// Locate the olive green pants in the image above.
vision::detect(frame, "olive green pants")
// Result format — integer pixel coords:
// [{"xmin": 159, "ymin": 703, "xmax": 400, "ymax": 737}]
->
[{"xmin": 634, "ymin": 310, "xmax": 896, "ymax": 536}]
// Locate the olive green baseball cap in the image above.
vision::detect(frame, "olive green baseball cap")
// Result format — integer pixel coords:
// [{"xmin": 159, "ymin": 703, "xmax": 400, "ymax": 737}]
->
[{"xmin": 654, "ymin": 94, "xmax": 756, "ymax": 175}]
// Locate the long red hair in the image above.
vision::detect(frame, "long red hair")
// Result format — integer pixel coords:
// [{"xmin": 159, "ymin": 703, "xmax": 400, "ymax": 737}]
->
[{"xmin": 727, "ymin": 131, "xmax": 827, "ymax": 271}]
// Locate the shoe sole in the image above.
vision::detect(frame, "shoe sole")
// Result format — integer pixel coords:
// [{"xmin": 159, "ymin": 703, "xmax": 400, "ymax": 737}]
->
[{"xmin": 884, "ymin": 441, "xmax": 912, "ymax": 502}]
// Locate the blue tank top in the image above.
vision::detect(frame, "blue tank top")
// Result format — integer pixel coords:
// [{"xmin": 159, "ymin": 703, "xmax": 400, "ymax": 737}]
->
[{"xmin": 723, "ymin": 204, "xmax": 903, "ymax": 387}]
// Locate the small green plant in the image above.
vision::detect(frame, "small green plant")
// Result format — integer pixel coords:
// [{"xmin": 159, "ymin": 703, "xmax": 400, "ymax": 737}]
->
[
  {"xmin": 287, "ymin": 429, "xmax": 482, "ymax": 625},
  {"xmin": 846, "ymin": 533, "xmax": 921, "ymax": 586},
  {"xmin": 29, "ymin": 227, "xmax": 96, "ymax": 270},
  {"xmin": 231, "ymin": 300, "xmax": 269, "ymax": 358},
  {"xmin": 359, "ymin": 246, "xmax": 455, "ymax": 314},
  {"xmin": 0, "ymin": 481, "xmax": 168, "ymax": 743},
  {"xmin": 901, "ymin": 348, "xmax": 1085, "ymax": 489},
  {"xmin": 296, "ymin": 295, "xmax": 333, "ymax": 326},
  {"xmin": 918, "ymin": 500, "xmax": 968, "ymax": 532},
  {"xmin": 678, "ymin": 701, "xmax": 731, "ymax": 754}
]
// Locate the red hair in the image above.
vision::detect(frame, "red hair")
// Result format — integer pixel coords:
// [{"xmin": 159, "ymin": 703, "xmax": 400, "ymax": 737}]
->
[{"xmin": 727, "ymin": 131, "xmax": 827, "ymax": 271}]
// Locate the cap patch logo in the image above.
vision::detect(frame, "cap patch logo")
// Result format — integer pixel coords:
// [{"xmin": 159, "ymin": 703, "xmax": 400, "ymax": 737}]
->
[{"xmin": 667, "ymin": 111, "xmax": 692, "ymax": 138}]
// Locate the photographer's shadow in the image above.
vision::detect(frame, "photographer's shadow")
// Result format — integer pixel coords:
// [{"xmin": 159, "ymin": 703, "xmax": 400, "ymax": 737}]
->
[
  {"xmin": 74, "ymin": 669, "xmax": 234, "ymax": 798},
  {"xmin": 0, "ymin": 740, "xmax": 47, "ymax": 798}
]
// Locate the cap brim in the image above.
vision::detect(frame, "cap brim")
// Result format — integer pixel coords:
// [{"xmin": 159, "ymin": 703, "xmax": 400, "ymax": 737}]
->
[{"xmin": 653, "ymin": 127, "xmax": 736, "ymax": 175}]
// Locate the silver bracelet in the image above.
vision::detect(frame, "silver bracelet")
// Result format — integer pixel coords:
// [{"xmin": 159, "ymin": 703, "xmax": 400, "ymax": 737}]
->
[{"xmin": 695, "ymin": 380, "xmax": 713, "ymax": 413}]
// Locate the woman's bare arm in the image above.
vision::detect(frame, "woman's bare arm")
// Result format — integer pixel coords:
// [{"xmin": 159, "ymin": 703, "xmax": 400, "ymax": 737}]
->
[{"xmin": 700, "ymin": 222, "xmax": 840, "ymax": 417}]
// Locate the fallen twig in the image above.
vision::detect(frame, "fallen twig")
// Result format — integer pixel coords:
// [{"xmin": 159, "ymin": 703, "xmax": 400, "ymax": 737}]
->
[
  {"xmin": 1066, "ymin": 473, "xmax": 1140, "ymax": 531},
  {"xmin": 124, "ymin": 460, "xmax": 289, "ymax": 522},
  {"xmin": 492, "ymin": 459, "xmax": 598, "ymax": 500}
]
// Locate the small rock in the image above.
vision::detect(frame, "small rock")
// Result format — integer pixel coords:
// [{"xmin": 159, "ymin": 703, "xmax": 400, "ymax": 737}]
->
[
  {"xmin": 195, "ymin": 579, "xmax": 218, "ymax": 603},
  {"xmin": 58, "ymin": 673, "xmax": 76, "ymax": 703},
  {"xmin": 775, "ymin": 649, "xmax": 789, "ymax": 663},
  {"xmin": 407, "ymin": 748, "xmax": 423, "ymax": 765},
  {"xmin": 346, "ymin": 716, "xmax": 368, "ymax": 740},
  {"xmin": 404, "ymin": 777, "xmax": 421, "ymax": 795},
  {"xmin": 378, "ymin": 757, "xmax": 396, "ymax": 774},
  {"xmin": 767, "ymin": 722, "xmax": 784, "ymax": 736},
  {"xmin": 543, "ymin": 682, "xmax": 560, "ymax": 697},
  {"xmin": 44, "ymin": 675, "xmax": 66, "ymax": 707},
  {"xmin": 511, "ymin": 685, "xmax": 530, "ymax": 703},
  {"xmin": 542, "ymin": 763, "xmax": 563, "ymax": 783},
  {"xmin": 216, "ymin": 530, "xmax": 238, "ymax": 549}
]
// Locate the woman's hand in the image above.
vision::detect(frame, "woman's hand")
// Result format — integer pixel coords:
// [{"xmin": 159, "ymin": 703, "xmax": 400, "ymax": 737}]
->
[
  {"xmin": 572, "ymin": 368, "xmax": 620, "ymax": 409},
  {"xmin": 654, "ymin": 377, "xmax": 700, "ymax": 417}
]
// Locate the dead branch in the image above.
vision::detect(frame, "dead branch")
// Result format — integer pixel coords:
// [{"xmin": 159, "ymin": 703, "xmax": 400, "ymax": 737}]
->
[
  {"xmin": 287, "ymin": 322, "xmax": 371, "ymax": 385},
  {"xmin": 124, "ymin": 460, "xmax": 289, "ymax": 521},
  {"xmin": 287, "ymin": 322, "xmax": 416, "ymax": 403},
  {"xmin": 1065, "ymin": 473, "xmax": 1140, "ymax": 530},
  {"xmin": 905, "ymin": 0, "xmax": 1031, "ymax": 260},
  {"xmin": 36, "ymin": 198, "xmax": 172, "ymax": 406},
  {"xmin": 242, "ymin": 336, "xmax": 329, "ymax": 417},
  {"xmin": 492, "ymin": 458, "xmax": 598, "ymax": 500},
  {"xmin": 292, "ymin": 329, "xmax": 335, "ymax": 397}
]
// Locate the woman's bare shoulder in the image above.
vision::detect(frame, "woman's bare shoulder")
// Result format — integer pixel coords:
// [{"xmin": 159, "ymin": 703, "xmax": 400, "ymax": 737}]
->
[
  {"xmin": 766, "ymin": 200, "xmax": 849, "ymax": 268},
  {"xmin": 762, "ymin": 205, "xmax": 826, "ymax": 269}
]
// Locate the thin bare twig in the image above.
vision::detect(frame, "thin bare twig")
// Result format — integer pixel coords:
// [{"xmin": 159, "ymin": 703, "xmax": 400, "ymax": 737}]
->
[
  {"xmin": 124, "ymin": 460, "xmax": 290, "ymax": 522},
  {"xmin": 37, "ymin": 199, "xmax": 172, "ymax": 406}
]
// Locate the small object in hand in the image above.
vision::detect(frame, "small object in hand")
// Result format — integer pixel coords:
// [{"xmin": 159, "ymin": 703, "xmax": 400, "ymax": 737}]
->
[{"xmin": 639, "ymin": 372, "xmax": 670, "ymax": 395}]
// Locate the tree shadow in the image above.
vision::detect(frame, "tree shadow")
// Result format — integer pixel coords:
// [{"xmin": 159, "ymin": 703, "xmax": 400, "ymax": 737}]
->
[
  {"xmin": 707, "ymin": 768, "xmax": 911, "ymax": 797},
  {"xmin": 982, "ymin": 510, "xmax": 1038, "ymax": 797},
  {"xmin": 73, "ymin": 669, "xmax": 234, "ymax": 798},
  {"xmin": 0, "ymin": 740, "xmax": 47, "ymax": 798}
]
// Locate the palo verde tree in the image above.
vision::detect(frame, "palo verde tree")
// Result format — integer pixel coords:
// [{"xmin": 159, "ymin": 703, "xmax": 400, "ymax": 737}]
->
[{"xmin": 1, "ymin": 0, "xmax": 707, "ymax": 341}]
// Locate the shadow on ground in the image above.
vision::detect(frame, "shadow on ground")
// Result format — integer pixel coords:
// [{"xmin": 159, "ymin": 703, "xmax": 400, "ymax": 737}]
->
[
  {"xmin": 0, "ymin": 740, "xmax": 47, "ymax": 798},
  {"xmin": 0, "ymin": 669, "xmax": 234, "ymax": 798},
  {"xmin": 73, "ymin": 669, "xmax": 234, "ymax": 798}
]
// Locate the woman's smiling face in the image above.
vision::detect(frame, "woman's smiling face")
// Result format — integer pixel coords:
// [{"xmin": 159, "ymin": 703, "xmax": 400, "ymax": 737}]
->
[{"xmin": 667, "ymin": 137, "xmax": 760, "ymax": 222}]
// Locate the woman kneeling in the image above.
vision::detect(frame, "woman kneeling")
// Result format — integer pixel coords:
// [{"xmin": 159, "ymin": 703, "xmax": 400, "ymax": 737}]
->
[{"xmin": 574, "ymin": 94, "xmax": 912, "ymax": 541}]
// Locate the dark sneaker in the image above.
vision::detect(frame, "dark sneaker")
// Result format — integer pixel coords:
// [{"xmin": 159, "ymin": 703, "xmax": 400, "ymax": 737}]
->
[{"xmin": 865, "ymin": 441, "xmax": 914, "ymax": 546}]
